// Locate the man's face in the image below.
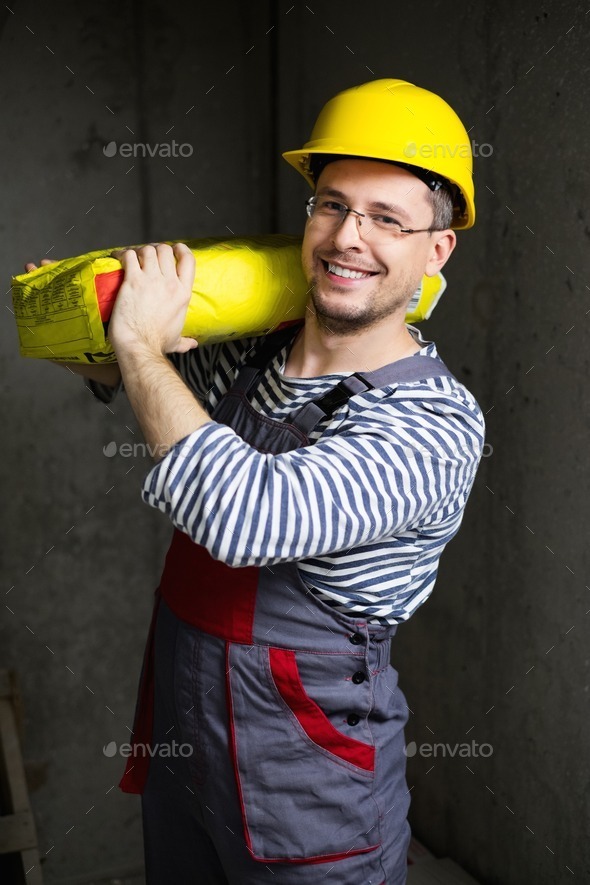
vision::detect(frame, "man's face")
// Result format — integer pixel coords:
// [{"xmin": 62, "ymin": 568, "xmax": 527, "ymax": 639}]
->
[{"xmin": 301, "ymin": 158, "xmax": 444, "ymax": 335}]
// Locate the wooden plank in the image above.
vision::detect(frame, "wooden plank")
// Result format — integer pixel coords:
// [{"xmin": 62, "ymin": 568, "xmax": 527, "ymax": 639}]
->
[
  {"xmin": 0, "ymin": 810, "xmax": 38, "ymax": 853},
  {"xmin": 0, "ymin": 673, "xmax": 43, "ymax": 881},
  {"xmin": 0, "ymin": 698, "xmax": 29, "ymax": 811},
  {"xmin": 20, "ymin": 848, "xmax": 44, "ymax": 885},
  {"xmin": 0, "ymin": 670, "xmax": 23, "ymax": 735}
]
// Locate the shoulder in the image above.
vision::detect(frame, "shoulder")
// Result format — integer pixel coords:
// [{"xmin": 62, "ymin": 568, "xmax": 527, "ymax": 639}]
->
[
  {"xmin": 392, "ymin": 330, "xmax": 485, "ymax": 440},
  {"xmin": 343, "ymin": 361, "xmax": 485, "ymax": 462}
]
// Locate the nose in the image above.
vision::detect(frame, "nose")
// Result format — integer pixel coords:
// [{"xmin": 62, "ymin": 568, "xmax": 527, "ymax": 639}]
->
[{"xmin": 330, "ymin": 209, "xmax": 367, "ymax": 253}]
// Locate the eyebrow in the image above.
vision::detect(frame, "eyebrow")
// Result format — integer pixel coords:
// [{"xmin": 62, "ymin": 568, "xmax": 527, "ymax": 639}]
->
[{"xmin": 316, "ymin": 186, "xmax": 416, "ymax": 224}]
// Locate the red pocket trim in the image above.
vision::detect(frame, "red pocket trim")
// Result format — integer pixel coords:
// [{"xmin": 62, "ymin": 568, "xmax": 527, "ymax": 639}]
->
[
  {"xmin": 269, "ymin": 647, "xmax": 375, "ymax": 772},
  {"xmin": 225, "ymin": 642, "xmax": 255, "ymax": 856},
  {"xmin": 226, "ymin": 644, "xmax": 379, "ymax": 863}
]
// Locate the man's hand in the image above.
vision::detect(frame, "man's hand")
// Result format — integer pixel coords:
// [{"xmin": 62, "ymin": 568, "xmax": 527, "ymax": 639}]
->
[
  {"xmin": 104, "ymin": 243, "xmax": 210, "ymax": 460},
  {"xmin": 108, "ymin": 242, "xmax": 198, "ymax": 358},
  {"xmin": 24, "ymin": 258, "xmax": 57, "ymax": 272}
]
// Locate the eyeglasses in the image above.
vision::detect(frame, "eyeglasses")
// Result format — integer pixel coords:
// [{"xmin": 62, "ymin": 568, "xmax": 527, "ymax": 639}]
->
[{"xmin": 305, "ymin": 196, "xmax": 438, "ymax": 242}]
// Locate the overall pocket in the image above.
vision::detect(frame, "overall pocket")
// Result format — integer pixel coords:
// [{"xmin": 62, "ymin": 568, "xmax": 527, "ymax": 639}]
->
[{"xmin": 225, "ymin": 642, "xmax": 381, "ymax": 863}]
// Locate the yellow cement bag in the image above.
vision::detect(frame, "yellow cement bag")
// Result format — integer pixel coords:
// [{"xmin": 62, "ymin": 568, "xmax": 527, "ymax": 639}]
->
[{"xmin": 10, "ymin": 235, "xmax": 446, "ymax": 364}]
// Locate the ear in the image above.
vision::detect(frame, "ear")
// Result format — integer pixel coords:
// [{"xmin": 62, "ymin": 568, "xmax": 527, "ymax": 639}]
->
[{"xmin": 424, "ymin": 230, "xmax": 457, "ymax": 276}]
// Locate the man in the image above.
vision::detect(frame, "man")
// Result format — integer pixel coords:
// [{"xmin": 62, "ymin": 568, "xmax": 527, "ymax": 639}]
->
[{"xmin": 34, "ymin": 79, "xmax": 484, "ymax": 884}]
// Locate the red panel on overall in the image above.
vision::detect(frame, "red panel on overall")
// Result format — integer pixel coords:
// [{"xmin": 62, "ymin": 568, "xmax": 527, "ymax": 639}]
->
[{"xmin": 158, "ymin": 528, "xmax": 258, "ymax": 644}]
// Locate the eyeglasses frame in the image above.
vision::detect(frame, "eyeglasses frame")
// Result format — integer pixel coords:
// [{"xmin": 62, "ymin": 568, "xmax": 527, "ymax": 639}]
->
[{"xmin": 305, "ymin": 195, "xmax": 440, "ymax": 237}]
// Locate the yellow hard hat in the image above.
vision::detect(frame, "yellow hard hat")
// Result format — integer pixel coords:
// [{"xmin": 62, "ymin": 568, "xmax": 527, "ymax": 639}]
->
[{"xmin": 282, "ymin": 78, "xmax": 475, "ymax": 229}]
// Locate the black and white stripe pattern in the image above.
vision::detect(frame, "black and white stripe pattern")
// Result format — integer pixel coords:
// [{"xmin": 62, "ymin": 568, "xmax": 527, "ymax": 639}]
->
[{"xmin": 138, "ymin": 327, "xmax": 485, "ymax": 624}]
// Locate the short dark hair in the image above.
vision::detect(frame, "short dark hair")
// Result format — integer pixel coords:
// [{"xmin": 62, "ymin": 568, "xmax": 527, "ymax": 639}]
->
[
  {"xmin": 309, "ymin": 153, "xmax": 455, "ymax": 231},
  {"xmin": 429, "ymin": 186, "xmax": 454, "ymax": 230}
]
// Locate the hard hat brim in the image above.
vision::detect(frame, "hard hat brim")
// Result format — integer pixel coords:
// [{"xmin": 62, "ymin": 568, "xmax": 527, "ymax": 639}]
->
[{"xmin": 282, "ymin": 147, "xmax": 475, "ymax": 230}]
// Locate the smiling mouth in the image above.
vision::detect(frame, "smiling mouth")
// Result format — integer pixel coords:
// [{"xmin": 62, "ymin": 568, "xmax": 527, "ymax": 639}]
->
[{"xmin": 321, "ymin": 260, "xmax": 379, "ymax": 281}]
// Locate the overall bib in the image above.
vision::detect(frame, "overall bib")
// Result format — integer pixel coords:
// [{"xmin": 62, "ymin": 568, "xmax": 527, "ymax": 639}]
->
[{"xmin": 123, "ymin": 321, "xmax": 455, "ymax": 885}]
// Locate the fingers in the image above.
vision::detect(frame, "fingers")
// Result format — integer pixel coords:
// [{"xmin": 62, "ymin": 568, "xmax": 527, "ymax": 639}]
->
[
  {"xmin": 24, "ymin": 259, "xmax": 58, "ymax": 272},
  {"xmin": 111, "ymin": 244, "xmax": 166, "ymax": 274},
  {"xmin": 173, "ymin": 243, "xmax": 196, "ymax": 290},
  {"xmin": 136, "ymin": 244, "xmax": 162, "ymax": 272},
  {"xmin": 153, "ymin": 243, "xmax": 177, "ymax": 276},
  {"xmin": 112, "ymin": 247, "xmax": 141, "ymax": 273},
  {"xmin": 111, "ymin": 243, "xmax": 194, "ymax": 288}
]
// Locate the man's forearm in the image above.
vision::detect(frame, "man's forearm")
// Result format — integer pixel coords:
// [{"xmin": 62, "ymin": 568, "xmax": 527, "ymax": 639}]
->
[{"xmin": 117, "ymin": 345, "xmax": 212, "ymax": 462}]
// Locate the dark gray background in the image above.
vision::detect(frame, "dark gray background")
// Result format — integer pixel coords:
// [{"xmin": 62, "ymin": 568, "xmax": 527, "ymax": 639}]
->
[{"xmin": 1, "ymin": 1, "xmax": 588, "ymax": 883}]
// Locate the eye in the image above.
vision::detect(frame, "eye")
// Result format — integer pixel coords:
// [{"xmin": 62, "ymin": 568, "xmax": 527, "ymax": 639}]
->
[
  {"xmin": 319, "ymin": 199, "xmax": 347, "ymax": 213},
  {"xmin": 372, "ymin": 214, "xmax": 401, "ymax": 227}
]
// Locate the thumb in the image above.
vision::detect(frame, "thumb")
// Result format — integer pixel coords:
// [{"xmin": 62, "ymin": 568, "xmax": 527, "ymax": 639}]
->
[{"xmin": 172, "ymin": 336, "xmax": 199, "ymax": 354}]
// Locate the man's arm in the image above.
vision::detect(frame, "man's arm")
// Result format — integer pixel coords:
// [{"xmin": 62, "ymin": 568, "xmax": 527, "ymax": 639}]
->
[
  {"xmin": 115, "ymin": 345, "xmax": 211, "ymax": 458},
  {"xmin": 105, "ymin": 242, "xmax": 208, "ymax": 446},
  {"xmin": 105, "ymin": 242, "xmax": 484, "ymax": 569},
  {"xmin": 140, "ymin": 392, "xmax": 484, "ymax": 568}
]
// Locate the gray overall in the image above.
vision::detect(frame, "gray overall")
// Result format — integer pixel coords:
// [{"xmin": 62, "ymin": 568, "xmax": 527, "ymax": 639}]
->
[{"xmin": 126, "ymin": 321, "xmax": 455, "ymax": 884}]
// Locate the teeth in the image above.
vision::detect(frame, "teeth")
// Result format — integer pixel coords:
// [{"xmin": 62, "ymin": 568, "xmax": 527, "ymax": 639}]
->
[{"xmin": 328, "ymin": 262, "xmax": 371, "ymax": 280}]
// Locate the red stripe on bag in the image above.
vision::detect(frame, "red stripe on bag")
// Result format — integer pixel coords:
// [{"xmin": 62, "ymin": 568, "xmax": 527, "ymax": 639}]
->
[
  {"xmin": 268, "ymin": 647, "xmax": 375, "ymax": 772},
  {"xmin": 95, "ymin": 269, "xmax": 124, "ymax": 322}
]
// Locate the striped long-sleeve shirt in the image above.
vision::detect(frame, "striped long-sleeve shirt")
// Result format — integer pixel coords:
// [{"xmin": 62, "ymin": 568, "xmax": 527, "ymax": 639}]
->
[{"xmin": 90, "ymin": 325, "xmax": 484, "ymax": 624}]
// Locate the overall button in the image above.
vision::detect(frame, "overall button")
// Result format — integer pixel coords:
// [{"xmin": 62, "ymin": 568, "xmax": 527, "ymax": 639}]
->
[
  {"xmin": 349, "ymin": 632, "xmax": 364, "ymax": 645},
  {"xmin": 347, "ymin": 713, "xmax": 361, "ymax": 726},
  {"xmin": 352, "ymin": 671, "xmax": 366, "ymax": 684}
]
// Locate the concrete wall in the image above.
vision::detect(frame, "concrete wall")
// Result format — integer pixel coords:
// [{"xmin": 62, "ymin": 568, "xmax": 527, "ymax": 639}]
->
[
  {"xmin": 1, "ymin": 1, "xmax": 587, "ymax": 882},
  {"xmin": 393, "ymin": 4, "xmax": 590, "ymax": 884}
]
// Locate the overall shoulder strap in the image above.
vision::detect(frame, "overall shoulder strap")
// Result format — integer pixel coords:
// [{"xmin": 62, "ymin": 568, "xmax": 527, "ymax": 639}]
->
[
  {"xmin": 229, "ymin": 324, "xmax": 457, "ymax": 439},
  {"xmin": 358, "ymin": 353, "xmax": 457, "ymax": 388},
  {"xmin": 291, "ymin": 354, "xmax": 457, "ymax": 436},
  {"xmin": 229, "ymin": 322, "xmax": 303, "ymax": 394}
]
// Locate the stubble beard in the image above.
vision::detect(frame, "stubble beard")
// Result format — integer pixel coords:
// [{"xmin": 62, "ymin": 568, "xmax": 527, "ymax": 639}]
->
[{"xmin": 307, "ymin": 273, "xmax": 420, "ymax": 336}]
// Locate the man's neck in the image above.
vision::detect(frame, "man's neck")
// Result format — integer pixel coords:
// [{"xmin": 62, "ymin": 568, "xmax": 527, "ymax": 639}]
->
[{"xmin": 283, "ymin": 314, "xmax": 421, "ymax": 379}]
